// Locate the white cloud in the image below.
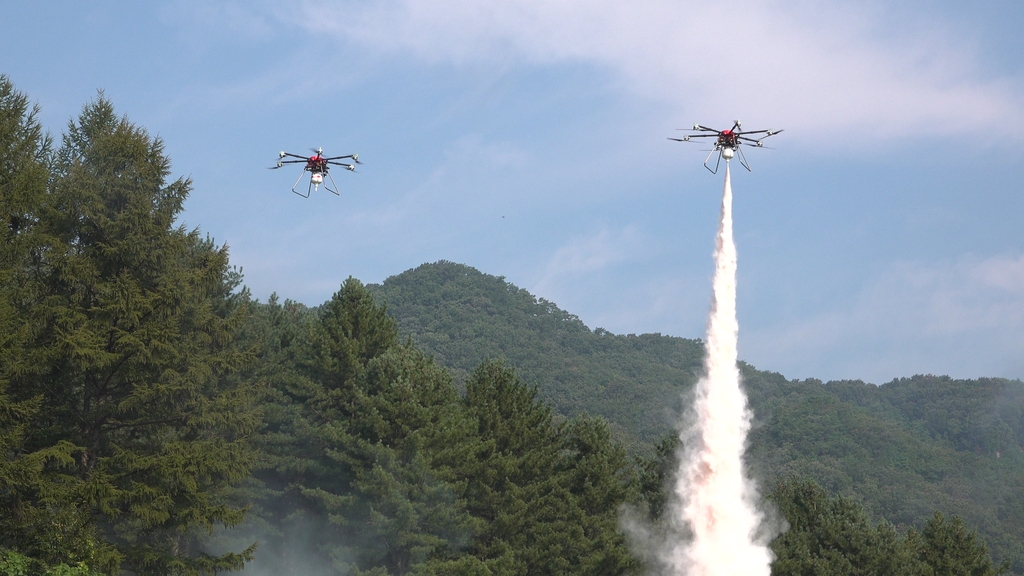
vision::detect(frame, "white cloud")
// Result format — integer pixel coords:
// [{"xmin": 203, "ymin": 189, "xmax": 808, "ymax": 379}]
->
[
  {"xmin": 743, "ymin": 254, "xmax": 1024, "ymax": 383},
  {"xmin": 281, "ymin": 0, "xmax": 1024, "ymax": 144},
  {"xmin": 532, "ymin": 224, "xmax": 649, "ymax": 298}
]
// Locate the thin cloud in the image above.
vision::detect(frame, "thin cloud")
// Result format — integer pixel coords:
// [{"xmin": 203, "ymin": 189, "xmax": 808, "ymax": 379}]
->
[
  {"xmin": 286, "ymin": 0, "xmax": 1023, "ymax": 144},
  {"xmin": 743, "ymin": 254, "xmax": 1024, "ymax": 383},
  {"xmin": 533, "ymin": 225, "xmax": 649, "ymax": 299}
]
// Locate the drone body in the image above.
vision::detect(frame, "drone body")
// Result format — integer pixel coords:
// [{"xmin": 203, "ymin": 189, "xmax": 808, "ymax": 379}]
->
[
  {"xmin": 270, "ymin": 147, "xmax": 360, "ymax": 197},
  {"xmin": 669, "ymin": 121, "xmax": 781, "ymax": 174}
]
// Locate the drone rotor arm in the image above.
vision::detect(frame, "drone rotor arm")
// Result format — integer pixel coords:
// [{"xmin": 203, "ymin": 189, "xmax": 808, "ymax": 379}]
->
[
  {"xmin": 736, "ymin": 129, "xmax": 783, "ymax": 139},
  {"xmin": 737, "ymin": 140, "xmax": 776, "ymax": 149}
]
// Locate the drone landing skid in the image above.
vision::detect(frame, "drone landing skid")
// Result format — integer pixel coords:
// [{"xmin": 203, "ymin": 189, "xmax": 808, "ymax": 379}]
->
[
  {"xmin": 325, "ymin": 171, "xmax": 341, "ymax": 196},
  {"xmin": 291, "ymin": 172, "xmax": 310, "ymax": 198},
  {"xmin": 703, "ymin": 147, "xmax": 753, "ymax": 174},
  {"xmin": 704, "ymin": 148, "xmax": 722, "ymax": 175},
  {"xmin": 736, "ymin": 146, "xmax": 752, "ymax": 172},
  {"xmin": 291, "ymin": 172, "xmax": 343, "ymax": 198}
]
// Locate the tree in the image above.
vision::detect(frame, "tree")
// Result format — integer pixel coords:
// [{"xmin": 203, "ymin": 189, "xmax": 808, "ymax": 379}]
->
[
  {"xmin": 6, "ymin": 94, "xmax": 259, "ymax": 574},
  {"xmin": 769, "ymin": 478, "xmax": 923, "ymax": 576},
  {"xmin": 459, "ymin": 360, "xmax": 640, "ymax": 575},
  {"xmin": 247, "ymin": 279, "xmax": 480, "ymax": 575},
  {"xmin": 1, "ymin": 75, "xmax": 116, "ymax": 573},
  {"xmin": 914, "ymin": 512, "xmax": 1008, "ymax": 576}
]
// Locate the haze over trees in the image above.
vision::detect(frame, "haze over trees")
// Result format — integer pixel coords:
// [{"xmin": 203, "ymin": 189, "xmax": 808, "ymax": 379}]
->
[{"xmin": 1, "ymin": 77, "xmax": 1019, "ymax": 575}]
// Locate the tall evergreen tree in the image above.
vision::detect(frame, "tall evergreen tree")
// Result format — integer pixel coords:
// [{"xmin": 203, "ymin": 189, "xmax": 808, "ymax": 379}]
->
[
  {"xmin": 1, "ymin": 76, "xmax": 115, "ymax": 572},
  {"xmin": 914, "ymin": 512, "xmax": 1008, "ymax": 576},
  {"xmin": 248, "ymin": 279, "xmax": 480, "ymax": 575},
  {"xmin": 460, "ymin": 360, "xmax": 640, "ymax": 575},
  {"xmin": 769, "ymin": 478, "xmax": 923, "ymax": 576},
  {"xmin": 6, "ymin": 94, "xmax": 259, "ymax": 574}
]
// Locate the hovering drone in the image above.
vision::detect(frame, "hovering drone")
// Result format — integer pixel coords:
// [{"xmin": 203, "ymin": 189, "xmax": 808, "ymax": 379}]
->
[
  {"xmin": 270, "ymin": 147, "xmax": 361, "ymax": 198},
  {"xmin": 669, "ymin": 121, "xmax": 782, "ymax": 174}
]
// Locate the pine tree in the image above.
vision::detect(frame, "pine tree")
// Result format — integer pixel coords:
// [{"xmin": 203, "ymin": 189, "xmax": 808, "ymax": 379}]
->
[
  {"xmin": 1, "ymin": 76, "xmax": 116, "ymax": 572},
  {"xmin": 249, "ymin": 279, "xmax": 479, "ymax": 575},
  {"xmin": 915, "ymin": 512, "xmax": 1008, "ymax": 576},
  {"xmin": 769, "ymin": 478, "xmax": 923, "ymax": 576},
  {"xmin": 459, "ymin": 359, "xmax": 560, "ymax": 573},
  {"xmin": 208, "ymin": 295, "xmax": 323, "ymax": 575},
  {"xmin": 459, "ymin": 360, "xmax": 640, "ymax": 575},
  {"xmin": 6, "ymin": 94, "xmax": 260, "ymax": 575}
]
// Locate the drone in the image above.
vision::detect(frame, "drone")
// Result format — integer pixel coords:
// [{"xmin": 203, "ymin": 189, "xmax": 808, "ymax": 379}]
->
[
  {"xmin": 669, "ymin": 121, "xmax": 782, "ymax": 174},
  {"xmin": 270, "ymin": 147, "xmax": 361, "ymax": 197}
]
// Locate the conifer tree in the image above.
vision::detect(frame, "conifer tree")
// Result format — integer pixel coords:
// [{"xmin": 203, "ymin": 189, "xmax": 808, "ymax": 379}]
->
[
  {"xmin": 460, "ymin": 360, "xmax": 641, "ymax": 575},
  {"xmin": 6, "ymin": 94, "xmax": 259, "ymax": 574},
  {"xmin": 250, "ymin": 279, "xmax": 479, "ymax": 575},
  {"xmin": 769, "ymin": 478, "xmax": 923, "ymax": 576},
  {"xmin": 914, "ymin": 512, "xmax": 1008, "ymax": 576},
  {"xmin": 1, "ymin": 76, "xmax": 116, "ymax": 572}
]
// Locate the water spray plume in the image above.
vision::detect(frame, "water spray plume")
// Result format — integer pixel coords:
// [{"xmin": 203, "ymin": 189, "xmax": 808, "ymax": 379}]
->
[{"xmin": 666, "ymin": 164, "xmax": 773, "ymax": 575}]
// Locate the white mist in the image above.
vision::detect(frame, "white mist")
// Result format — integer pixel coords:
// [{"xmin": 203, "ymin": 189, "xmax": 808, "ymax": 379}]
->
[{"xmin": 665, "ymin": 164, "xmax": 773, "ymax": 576}]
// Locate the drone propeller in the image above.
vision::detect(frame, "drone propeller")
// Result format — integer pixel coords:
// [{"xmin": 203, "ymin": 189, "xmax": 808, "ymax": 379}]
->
[
  {"xmin": 327, "ymin": 161, "xmax": 357, "ymax": 171},
  {"xmin": 692, "ymin": 124, "xmax": 720, "ymax": 133},
  {"xmin": 736, "ymin": 129, "xmax": 783, "ymax": 137},
  {"xmin": 325, "ymin": 153, "xmax": 361, "ymax": 164}
]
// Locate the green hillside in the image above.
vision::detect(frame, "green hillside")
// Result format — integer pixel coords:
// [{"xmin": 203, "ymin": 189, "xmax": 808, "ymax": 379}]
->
[
  {"xmin": 367, "ymin": 260, "xmax": 705, "ymax": 449},
  {"xmin": 370, "ymin": 260, "xmax": 1024, "ymax": 573}
]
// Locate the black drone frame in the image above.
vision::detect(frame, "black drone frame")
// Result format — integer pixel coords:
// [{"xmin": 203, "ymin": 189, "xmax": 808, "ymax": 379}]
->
[
  {"xmin": 271, "ymin": 148, "xmax": 361, "ymax": 198},
  {"xmin": 669, "ymin": 121, "xmax": 782, "ymax": 174}
]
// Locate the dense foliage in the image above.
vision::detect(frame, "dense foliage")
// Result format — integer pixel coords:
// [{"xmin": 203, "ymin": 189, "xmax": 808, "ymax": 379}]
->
[
  {"xmin": 214, "ymin": 283, "xmax": 641, "ymax": 575},
  {"xmin": 1, "ymin": 78, "xmax": 1016, "ymax": 575},
  {"xmin": 1, "ymin": 79, "xmax": 259, "ymax": 574},
  {"xmin": 767, "ymin": 478, "xmax": 1007, "ymax": 576}
]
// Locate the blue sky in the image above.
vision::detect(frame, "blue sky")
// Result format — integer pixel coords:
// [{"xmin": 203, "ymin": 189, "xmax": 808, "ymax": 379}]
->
[{"xmin": 2, "ymin": 1, "xmax": 1023, "ymax": 384}]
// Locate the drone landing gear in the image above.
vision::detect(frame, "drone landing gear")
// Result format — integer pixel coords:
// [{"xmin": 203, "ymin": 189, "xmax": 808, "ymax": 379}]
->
[
  {"xmin": 735, "ymin": 145, "xmax": 752, "ymax": 172},
  {"xmin": 291, "ymin": 171, "xmax": 311, "ymax": 198},
  {"xmin": 704, "ymin": 148, "xmax": 722, "ymax": 174},
  {"xmin": 703, "ymin": 146, "xmax": 753, "ymax": 174},
  {"xmin": 290, "ymin": 171, "xmax": 343, "ymax": 198},
  {"xmin": 325, "ymin": 171, "xmax": 341, "ymax": 196}
]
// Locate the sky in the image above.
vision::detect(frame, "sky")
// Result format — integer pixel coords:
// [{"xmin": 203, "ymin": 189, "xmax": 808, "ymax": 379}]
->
[{"xmin": 2, "ymin": 1, "xmax": 1023, "ymax": 385}]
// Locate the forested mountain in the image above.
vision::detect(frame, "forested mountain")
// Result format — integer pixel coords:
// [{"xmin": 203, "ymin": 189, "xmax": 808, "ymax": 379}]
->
[
  {"xmin": 1, "ymin": 77, "xmax": 1016, "ymax": 575},
  {"xmin": 366, "ymin": 262, "xmax": 706, "ymax": 449},
  {"xmin": 370, "ymin": 261, "xmax": 1024, "ymax": 573}
]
